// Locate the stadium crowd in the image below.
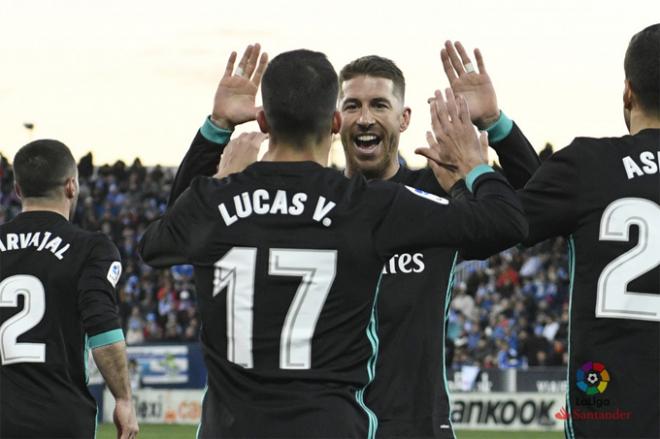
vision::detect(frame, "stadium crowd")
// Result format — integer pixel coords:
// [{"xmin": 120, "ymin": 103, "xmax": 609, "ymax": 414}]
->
[
  {"xmin": 0, "ymin": 147, "xmax": 568, "ymax": 368},
  {"xmin": 449, "ymin": 237, "xmax": 569, "ymax": 369}
]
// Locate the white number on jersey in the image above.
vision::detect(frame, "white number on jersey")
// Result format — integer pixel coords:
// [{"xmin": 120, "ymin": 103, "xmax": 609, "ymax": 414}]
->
[
  {"xmin": 214, "ymin": 247, "xmax": 337, "ymax": 369},
  {"xmin": 596, "ymin": 198, "xmax": 660, "ymax": 322},
  {"xmin": 0, "ymin": 275, "xmax": 47, "ymax": 365}
]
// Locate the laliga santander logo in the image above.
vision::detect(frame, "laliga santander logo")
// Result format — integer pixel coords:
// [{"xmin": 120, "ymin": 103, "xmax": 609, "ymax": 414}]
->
[
  {"xmin": 555, "ymin": 361, "xmax": 633, "ymax": 422},
  {"xmin": 576, "ymin": 361, "xmax": 610, "ymax": 395}
]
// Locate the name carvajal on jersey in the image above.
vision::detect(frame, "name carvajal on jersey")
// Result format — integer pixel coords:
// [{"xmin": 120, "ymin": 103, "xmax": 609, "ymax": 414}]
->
[
  {"xmin": 218, "ymin": 189, "xmax": 336, "ymax": 227},
  {"xmin": 0, "ymin": 231, "xmax": 70, "ymax": 260},
  {"xmin": 622, "ymin": 149, "xmax": 660, "ymax": 180}
]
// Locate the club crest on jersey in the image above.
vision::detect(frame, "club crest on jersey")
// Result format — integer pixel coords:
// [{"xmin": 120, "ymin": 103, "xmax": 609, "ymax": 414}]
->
[
  {"xmin": 107, "ymin": 261, "xmax": 122, "ymax": 288},
  {"xmin": 405, "ymin": 186, "xmax": 449, "ymax": 205}
]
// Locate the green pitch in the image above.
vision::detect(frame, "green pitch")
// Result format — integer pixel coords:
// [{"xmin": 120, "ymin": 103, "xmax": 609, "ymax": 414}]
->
[{"xmin": 97, "ymin": 423, "xmax": 564, "ymax": 438}]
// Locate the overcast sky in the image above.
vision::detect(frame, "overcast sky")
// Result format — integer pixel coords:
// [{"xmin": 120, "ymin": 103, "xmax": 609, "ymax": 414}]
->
[{"xmin": 1, "ymin": 0, "xmax": 658, "ymax": 167}]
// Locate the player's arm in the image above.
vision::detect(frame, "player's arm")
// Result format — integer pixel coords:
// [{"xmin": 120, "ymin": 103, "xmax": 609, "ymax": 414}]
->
[
  {"xmin": 139, "ymin": 178, "xmax": 213, "ymax": 267},
  {"xmin": 78, "ymin": 236, "xmax": 138, "ymax": 439},
  {"xmin": 441, "ymin": 40, "xmax": 540, "ymax": 189},
  {"xmin": 92, "ymin": 342, "xmax": 138, "ymax": 439},
  {"xmin": 489, "ymin": 120, "xmax": 539, "ymax": 189},
  {"xmin": 168, "ymin": 121, "xmax": 230, "ymax": 206},
  {"xmin": 374, "ymin": 168, "xmax": 527, "ymax": 258},
  {"xmin": 168, "ymin": 43, "xmax": 268, "ymax": 205},
  {"xmin": 517, "ymin": 142, "xmax": 580, "ymax": 245},
  {"xmin": 383, "ymin": 89, "xmax": 527, "ymax": 256}
]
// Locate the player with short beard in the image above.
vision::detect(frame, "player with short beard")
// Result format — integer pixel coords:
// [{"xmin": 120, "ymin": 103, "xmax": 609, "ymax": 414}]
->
[{"xmin": 337, "ymin": 45, "xmax": 540, "ymax": 439}]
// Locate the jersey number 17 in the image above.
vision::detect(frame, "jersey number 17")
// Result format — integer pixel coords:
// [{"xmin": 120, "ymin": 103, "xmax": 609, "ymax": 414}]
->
[{"xmin": 213, "ymin": 247, "xmax": 337, "ymax": 370}]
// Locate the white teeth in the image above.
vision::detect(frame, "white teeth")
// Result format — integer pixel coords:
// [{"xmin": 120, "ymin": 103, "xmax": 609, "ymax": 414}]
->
[{"xmin": 356, "ymin": 135, "xmax": 378, "ymax": 142}]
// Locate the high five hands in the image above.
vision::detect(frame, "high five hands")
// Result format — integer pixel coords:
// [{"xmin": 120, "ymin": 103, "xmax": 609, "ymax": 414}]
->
[
  {"xmin": 441, "ymin": 40, "xmax": 500, "ymax": 129},
  {"xmin": 415, "ymin": 88, "xmax": 487, "ymax": 192},
  {"xmin": 211, "ymin": 44, "xmax": 269, "ymax": 130}
]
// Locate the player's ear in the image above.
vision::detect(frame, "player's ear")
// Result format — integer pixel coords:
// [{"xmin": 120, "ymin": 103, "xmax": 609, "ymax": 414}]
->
[
  {"xmin": 623, "ymin": 79, "xmax": 633, "ymax": 111},
  {"xmin": 331, "ymin": 110, "xmax": 342, "ymax": 134},
  {"xmin": 14, "ymin": 182, "xmax": 23, "ymax": 200},
  {"xmin": 257, "ymin": 110, "xmax": 270, "ymax": 134},
  {"xmin": 400, "ymin": 106, "xmax": 412, "ymax": 132},
  {"xmin": 64, "ymin": 177, "xmax": 77, "ymax": 200}
]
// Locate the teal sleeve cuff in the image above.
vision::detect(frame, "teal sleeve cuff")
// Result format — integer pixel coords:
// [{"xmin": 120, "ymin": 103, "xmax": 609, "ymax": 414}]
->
[
  {"xmin": 88, "ymin": 328, "xmax": 124, "ymax": 349},
  {"xmin": 485, "ymin": 111, "xmax": 513, "ymax": 143},
  {"xmin": 200, "ymin": 116, "xmax": 233, "ymax": 144},
  {"xmin": 466, "ymin": 164, "xmax": 495, "ymax": 193}
]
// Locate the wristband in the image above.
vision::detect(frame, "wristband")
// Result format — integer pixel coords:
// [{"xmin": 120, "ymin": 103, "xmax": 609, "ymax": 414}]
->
[
  {"xmin": 485, "ymin": 111, "xmax": 513, "ymax": 143},
  {"xmin": 466, "ymin": 164, "xmax": 495, "ymax": 193},
  {"xmin": 201, "ymin": 116, "xmax": 233, "ymax": 144}
]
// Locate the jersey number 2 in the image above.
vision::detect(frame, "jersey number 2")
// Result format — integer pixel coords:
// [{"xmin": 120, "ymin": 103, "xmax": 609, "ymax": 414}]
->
[
  {"xmin": 213, "ymin": 247, "xmax": 337, "ymax": 369},
  {"xmin": 0, "ymin": 275, "xmax": 46, "ymax": 365},
  {"xmin": 597, "ymin": 198, "xmax": 660, "ymax": 322}
]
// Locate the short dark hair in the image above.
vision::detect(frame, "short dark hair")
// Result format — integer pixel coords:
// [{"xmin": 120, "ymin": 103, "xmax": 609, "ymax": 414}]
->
[
  {"xmin": 624, "ymin": 23, "xmax": 660, "ymax": 114},
  {"xmin": 261, "ymin": 49, "xmax": 338, "ymax": 147},
  {"xmin": 13, "ymin": 139, "xmax": 76, "ymax": 199},
  {"xmin": 339, "ymin": 55, "xmax": 406, "ymax": 100}
]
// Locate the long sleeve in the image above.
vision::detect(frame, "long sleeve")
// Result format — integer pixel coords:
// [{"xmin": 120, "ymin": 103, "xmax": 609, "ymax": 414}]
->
[
  {"xmin": 168, "ymin": 118, "xmax": 232, "ymax": 205},
  {"xmin": 374, "ymin": 167, "xmax": 528, "ymax": 259},
  {"xmin": 139, "ymin": 178, "xmax": 217, "ymax": 267},
  {"xmin": 491, "ymin": 122, "xmax": 541, "ymax": 190},
  {"xmin": 518, "ymin": 141, "xmax": 581, "ymax": 245}
]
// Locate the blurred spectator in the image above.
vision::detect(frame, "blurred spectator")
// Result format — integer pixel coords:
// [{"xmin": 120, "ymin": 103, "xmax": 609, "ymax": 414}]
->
[
  {"xmin": 539, "ymin": 142, "xmax": 554, "ymax": 161},
  {"xmin": 449, "ymin": 237, "xmax": 570, "ymax": 369}
]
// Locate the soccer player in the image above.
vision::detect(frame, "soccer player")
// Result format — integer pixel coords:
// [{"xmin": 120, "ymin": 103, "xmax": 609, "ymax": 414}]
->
[
  {"xmin": 515, "ymin": 24, "xmax": 660, "ymax": 439},
  {"xmin": 138, "ymin": 48, "xmax": 527, "ymax": 438},
  {"xmin": 0, "ymin": 140, "xmax": 138, "ymax": 439},
  {"xmin": 425, "ymin": 27, "xmax": 660, "ymax": 439},
  {"xmin": 338, "ymin": 47, "xmax": 540, "ymax": 438}
]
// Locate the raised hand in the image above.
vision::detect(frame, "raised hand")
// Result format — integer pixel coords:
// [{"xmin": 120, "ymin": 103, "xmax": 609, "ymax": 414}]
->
[
  {"xmin": 211, "ymin": 44, "xmax": 269, "ymax": 130},
  {"xmin": 214, "ymin": 132, "xmax": 268, "ymax": 179},
  {"xmin": 415, "ymin": 88, "xmax": 486, "ymax": 192},
  {"xmin": 441, "ymin": 41, "xmax": 499, "ymax": 129}
]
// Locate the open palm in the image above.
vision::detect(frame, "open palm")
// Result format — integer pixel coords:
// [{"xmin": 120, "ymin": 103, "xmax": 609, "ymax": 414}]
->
[
  {"xmin": 441, "ymin": 41, "xmax": 499, "ymax": 129},
  {"xmin": 212, "ymin": 44, "xmax": 269, "ymax": 129}
]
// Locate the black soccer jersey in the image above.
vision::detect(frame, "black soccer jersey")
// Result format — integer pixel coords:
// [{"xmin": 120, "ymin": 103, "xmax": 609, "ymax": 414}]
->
[
  {"xmin": 520, "ymin": 129, "xmax": 660, "ymax": 439},
  {"xmin": 366, "ymin": 123, "xmax": 539, "ymax": 439},
  {"xmin": 169, "ymin": 121, "xmax": 539, "ymax": 439},
  {"xmin": 139, "ymin": 161, "xmax": 526, "ymax": 439},
  {"xmin": 0, "ymin": 211, "xmax": 123, "ymax": 439}
]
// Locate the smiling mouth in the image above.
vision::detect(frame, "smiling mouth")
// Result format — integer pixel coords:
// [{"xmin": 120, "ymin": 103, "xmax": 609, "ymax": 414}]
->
[{"xmin": 353, "ymin": 134, "xmax": 382, "ymax": 154}]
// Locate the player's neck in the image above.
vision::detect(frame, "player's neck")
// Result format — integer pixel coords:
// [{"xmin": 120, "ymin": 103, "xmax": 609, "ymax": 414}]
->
[
  {"xmin": 262, "ymin": 141, "xmax": 330, "ymax": 166},
  {"xmin": 629, "ymin": 110, "xmax": 660, "ymax": 135},
  {"xmin": 21, "ymin": 200, "xmax": 70, "ymax": 221}
]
